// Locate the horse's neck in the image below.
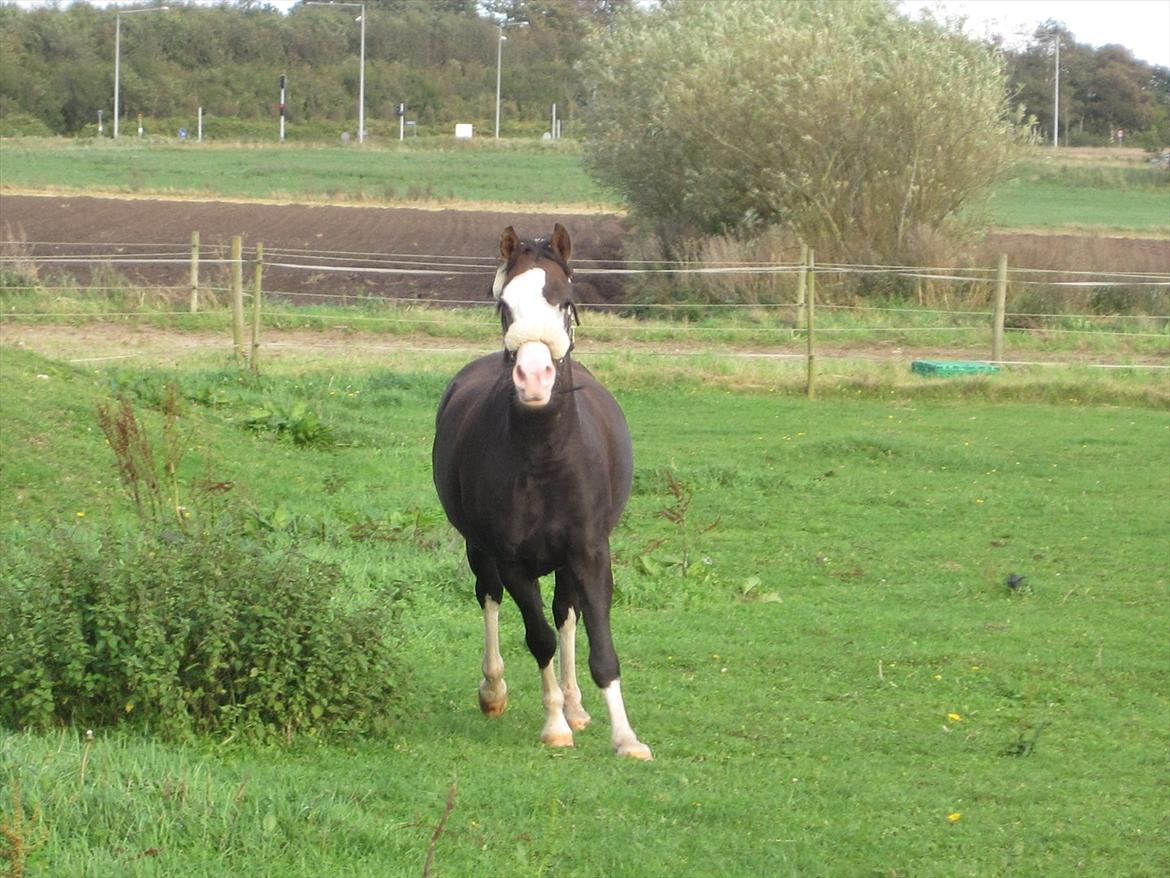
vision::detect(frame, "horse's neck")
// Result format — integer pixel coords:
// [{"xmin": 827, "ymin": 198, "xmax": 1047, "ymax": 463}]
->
[{"xmin": 506, "ymin": 362, "xmax": 580, "ymax": 459}]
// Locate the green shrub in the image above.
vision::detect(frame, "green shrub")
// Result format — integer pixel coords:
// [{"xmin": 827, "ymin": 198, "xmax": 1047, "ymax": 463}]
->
[
  {"xmin": 0, "ymin": 517, "xmax": 401, "ymax": 742},
  {"xmin": 0, "ymin": 112, "xmax": 54, "ymax": 137}
]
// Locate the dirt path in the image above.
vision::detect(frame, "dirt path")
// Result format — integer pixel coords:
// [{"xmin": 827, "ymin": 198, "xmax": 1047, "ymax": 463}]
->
[{"xmin": 7, "ymin": 322, "xmax": 1162, "ymax": 374}]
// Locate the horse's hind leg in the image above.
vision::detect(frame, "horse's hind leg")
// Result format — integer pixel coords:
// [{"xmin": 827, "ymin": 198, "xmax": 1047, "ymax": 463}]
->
[
  {"xmin": 469, "ymin": 546, "xmax": 508, "ymax": 717},
  {"xmin": 553, "ymin": 573, "xmax": 591, "ymax": 731}
]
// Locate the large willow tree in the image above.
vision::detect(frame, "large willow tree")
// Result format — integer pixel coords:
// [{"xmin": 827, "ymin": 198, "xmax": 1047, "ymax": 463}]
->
[{"xmin": 581, "ymin": 0, "xmax": 1026, "ymax": 263}]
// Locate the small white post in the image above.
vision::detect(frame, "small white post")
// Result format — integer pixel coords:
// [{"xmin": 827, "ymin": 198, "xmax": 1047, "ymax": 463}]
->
[{"xmin": 197, "ymin": 107, "xmax": 203, "ymax": 142}]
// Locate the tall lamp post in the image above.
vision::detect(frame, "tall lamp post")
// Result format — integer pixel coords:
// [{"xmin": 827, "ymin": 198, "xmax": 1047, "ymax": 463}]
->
[
  {"xmin": 307, "ymin": 1, "xmax": 366, "ymax": 143},
  {"xmin": 495, "ymin": 27, "xmax": 506, "ymax": 139},
  {"xmin": 113, "ymin": 5, "xmax": 169, "ymax": 139},
  {"xmin": 1051, "ymin": 31, "xmax": 1061, "ymax": 148}
]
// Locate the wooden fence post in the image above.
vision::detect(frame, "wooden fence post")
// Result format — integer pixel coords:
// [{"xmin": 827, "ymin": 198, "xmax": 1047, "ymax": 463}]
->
[
  {"xmin": 796, "ymin": 241, "xmax": 808, "ymax": 328},
  {"xmin": 230, "ymin": 235, "xmax": 245, "ymax": 366},
  {"xmin": 250, "ymin": 242, "xmax": 263, "ymax": 373},
  {"xmin": 806, "ymin": 247, "xmax": 816, "ymax": 400},
  {"xmin": 189, "ymin": 230, "xmax": 200, "ymax": 313},
  {"xmin": 992, "ymin": 253, "xmax": 1008, "ymax": 362}
]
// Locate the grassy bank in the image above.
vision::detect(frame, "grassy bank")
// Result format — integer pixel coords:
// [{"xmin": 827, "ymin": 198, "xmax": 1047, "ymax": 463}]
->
[{"xmin": 2, "ymin": 338, "xmax": 1169, "ymax": 876}]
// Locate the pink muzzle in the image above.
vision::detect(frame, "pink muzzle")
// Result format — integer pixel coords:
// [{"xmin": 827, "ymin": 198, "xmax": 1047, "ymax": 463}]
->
[{"xmin": 512, "ymin": 341, "xmax": 556, "ymax": 407}]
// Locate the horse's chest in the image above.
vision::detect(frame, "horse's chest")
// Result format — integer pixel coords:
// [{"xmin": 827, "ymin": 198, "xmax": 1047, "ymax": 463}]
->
[{"xmin": 469, "ymin": 463, "xmax": 588, "ymax": 570}]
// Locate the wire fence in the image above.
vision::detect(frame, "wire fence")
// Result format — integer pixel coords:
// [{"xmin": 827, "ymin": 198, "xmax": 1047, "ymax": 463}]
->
[{"xmin": 3, "ymin": 237, "xmax": 1168, "ymax": 372}]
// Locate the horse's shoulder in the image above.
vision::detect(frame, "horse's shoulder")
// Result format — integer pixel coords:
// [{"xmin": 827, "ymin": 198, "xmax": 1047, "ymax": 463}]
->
[{"xmin": 438, "ymin": 352, "xmax": 505, "ymax": 418}]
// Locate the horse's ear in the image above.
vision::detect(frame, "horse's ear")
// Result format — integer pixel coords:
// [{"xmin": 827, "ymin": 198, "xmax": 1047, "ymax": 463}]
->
[
  {"xmin": 500, "ymin": 226, "xmax": 519, "ymax": 261},
  {"xmin": 551, "ymin": 223, "xmax": 571, "ymax": 264}
]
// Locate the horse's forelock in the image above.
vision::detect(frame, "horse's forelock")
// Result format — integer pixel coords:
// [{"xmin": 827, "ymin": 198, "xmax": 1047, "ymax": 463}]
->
[{"xmin": 507, "ymin": 237, "xmax": 572, "ymax": 282}]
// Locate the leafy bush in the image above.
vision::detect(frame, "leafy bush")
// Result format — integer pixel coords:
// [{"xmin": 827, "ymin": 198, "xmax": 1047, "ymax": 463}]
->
[
  {"xmin": 0, "ymin": 517, "xmax": 401, "ymax": 742},
  {"xmin": 582, "ymin": 0, "xmax": 1025, "ymax": 263}
]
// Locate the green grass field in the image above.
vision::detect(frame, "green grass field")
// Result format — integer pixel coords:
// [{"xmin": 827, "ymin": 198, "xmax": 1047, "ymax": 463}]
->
[
  {"xmin": 989, "ymin": 177, "xmax": 1170, "ymax": 231},
  {"xmin": 2, "ymin": 340, "xmax": 1168, "ymax": 877},
  {"xmin": 2, "ymin": 139, "xmax": 1169, "ymax": 231},
  {"xmin": 0, "ymin": 139, "xmax": 617, "ymax": 208}
]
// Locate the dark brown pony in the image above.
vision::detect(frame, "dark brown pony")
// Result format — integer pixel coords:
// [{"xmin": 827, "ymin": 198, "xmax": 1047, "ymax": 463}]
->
[{"xmin": 432, "ymin": 224, "xmax": 651, "ymax": 759}]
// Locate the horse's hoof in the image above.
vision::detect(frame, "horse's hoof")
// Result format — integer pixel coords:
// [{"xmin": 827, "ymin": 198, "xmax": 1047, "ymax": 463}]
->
[
  {"xmin": 615, "ymin": 741, "xmax": 653, "ymax": 761},
  {"xmin": 541, "ymin": 730, "xmax": 575, "ymax": 748},
  {"xmin": 564, "ymin": 706, "xmax": 592, "ymax": 731},
  {"xmin": 478, "ymin": 690, "xmax": 507, "ymax": 717}
]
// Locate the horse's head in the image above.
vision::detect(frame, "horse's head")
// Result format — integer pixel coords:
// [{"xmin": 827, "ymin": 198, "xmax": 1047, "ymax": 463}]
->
[{"xmin": 492, "ymin": 224, "xmax": 579, "ymax": 409}]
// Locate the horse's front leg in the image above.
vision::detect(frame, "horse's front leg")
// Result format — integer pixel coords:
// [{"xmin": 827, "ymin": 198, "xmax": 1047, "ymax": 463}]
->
[
  {"xmin": 572, "ymin": 549, "xmax": 652, "ymax": 760},
  {"xmin": 553, "ymin": 575, "xmax": 591, "ymax": 731},
  {"xmin": 501, "ymin": 564, "xmax": 574, "ymax": 748}
]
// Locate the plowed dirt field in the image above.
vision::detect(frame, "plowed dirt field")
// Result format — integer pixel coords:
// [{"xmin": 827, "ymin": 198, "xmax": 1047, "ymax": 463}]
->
[
  {"xmin": 0, "ymin": 193, "xmax": 630, "ymax": 304},
  {"xmin": 5, "ymin": 193, "xmax": 1169, "ymax": 305}
]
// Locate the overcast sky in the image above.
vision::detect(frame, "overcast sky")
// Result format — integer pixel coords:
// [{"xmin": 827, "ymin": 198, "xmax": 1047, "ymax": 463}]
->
[
  {"xmin": 7, "ymin": 0, "xmax": 1170, "ymax": 68},
  {"xmin": 898, "ymin": 0, "xmax": 1170, "ymax": 66}
]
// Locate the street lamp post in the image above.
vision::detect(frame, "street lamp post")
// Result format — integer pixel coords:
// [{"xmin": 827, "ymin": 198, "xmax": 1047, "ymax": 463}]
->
[
  {"xmin": 1052, "ymin": 32, "xmax": 1060, "ymax": 148},
  {"xmin": 495, "ymin": 27, "xmax": 506, "ymax": 139},
  {"xmin": 307, "ymin": 1, "xmax": 366, "ymax": 143},
  {"xmin": 113, "ymin": 5, "xmax": 169, "ymax": 140}
]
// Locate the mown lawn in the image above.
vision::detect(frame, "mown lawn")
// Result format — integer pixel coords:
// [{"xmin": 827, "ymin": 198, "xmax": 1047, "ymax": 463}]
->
[{"xmin": 1, "ymin": 340, "xmax": 1168, "ymax": 877}]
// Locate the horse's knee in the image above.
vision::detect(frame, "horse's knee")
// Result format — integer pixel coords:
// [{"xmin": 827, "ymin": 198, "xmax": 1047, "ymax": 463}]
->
[
  {"xmin": 526, "ymin": 624, "xmax": 557, "ymax": 668},
  {"xmin": 588, "ymin": 648, "xmax": 620, "ymax": 690}
]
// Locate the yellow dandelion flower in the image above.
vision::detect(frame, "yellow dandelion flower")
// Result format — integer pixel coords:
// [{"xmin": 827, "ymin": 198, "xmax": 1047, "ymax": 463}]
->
[
  {"xmin": 947, "ymin": 712, "xmax": 962, "ymax": 723},
  {"xmin": 947, "ymin": 812, "xmax": 962, "ymax": 823}
]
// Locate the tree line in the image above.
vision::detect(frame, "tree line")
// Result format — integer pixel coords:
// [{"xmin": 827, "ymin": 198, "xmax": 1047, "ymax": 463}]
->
[
  {"xmin": 0, "ymin": 0, "xmax": 630, "ymax": 139},
  {"xmin": 1004, "ymin": 22, "xmax": 1169, "ymax": 149},
  {"xmin": 0, "ymin": 1, "xmax": 1165, "ymax": 147}
]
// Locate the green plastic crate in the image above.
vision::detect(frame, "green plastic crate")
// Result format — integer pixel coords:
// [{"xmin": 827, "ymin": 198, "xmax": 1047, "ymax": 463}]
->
[{"xmin": 911, "ymin": 360, "xmax": 1001, "ymax": 377}]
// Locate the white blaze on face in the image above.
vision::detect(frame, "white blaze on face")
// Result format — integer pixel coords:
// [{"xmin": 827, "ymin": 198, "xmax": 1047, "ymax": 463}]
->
[{"xmin": 498, "ymin": 267, "xmax": 571, "ymax": 360}]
